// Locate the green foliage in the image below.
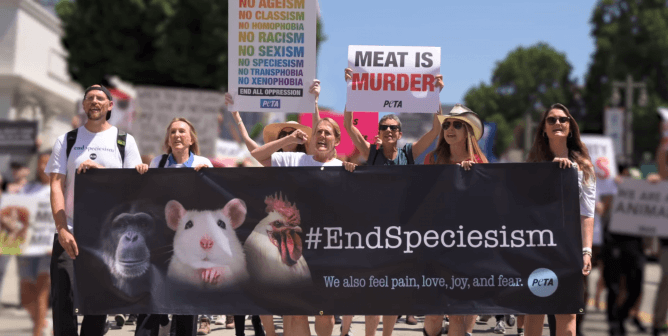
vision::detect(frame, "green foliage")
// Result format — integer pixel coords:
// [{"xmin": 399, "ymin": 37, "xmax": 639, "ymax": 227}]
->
[
  {"xmin": 584, "ymin": 0, "xmax": 668, "ymax": 163},
  {"xmin": 464, "ymin": 43, "xmax": 576, "ymax": 156},
  {"xmin": 56, "ymin": 0, "xmax": 228, "ymax": 89},
  {"xmin": 57, "ymin": 0, "xmax": 326, "ymax": 90}
]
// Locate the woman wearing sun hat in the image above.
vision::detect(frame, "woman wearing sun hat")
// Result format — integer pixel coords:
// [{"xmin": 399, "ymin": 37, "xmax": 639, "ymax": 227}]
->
[
  {"xmin": 422, "ymin": 104, "xmax": 487, "ymax": 336},
  {"xmin": 423, "ymin": 104, "xmax": 487, "ymax": 167}
]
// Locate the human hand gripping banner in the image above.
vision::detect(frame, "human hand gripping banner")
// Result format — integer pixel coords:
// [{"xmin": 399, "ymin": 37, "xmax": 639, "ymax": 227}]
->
[
  {"xmin": 73, "ymin": 163, "xmax": 584, "ymax": 315},
  {"xmin": 346, "ymin": 45, "xmax": 441, "ymax": 113},
  {"xmin": 228, "ymin": 0, "xmax": 318, "ymax": 112}
]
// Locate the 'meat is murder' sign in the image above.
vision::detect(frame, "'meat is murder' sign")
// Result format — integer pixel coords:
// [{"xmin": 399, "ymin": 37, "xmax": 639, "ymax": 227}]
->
[{"xmin": 346, "ymin": 45, "xmax": 441, "ymax": 113}]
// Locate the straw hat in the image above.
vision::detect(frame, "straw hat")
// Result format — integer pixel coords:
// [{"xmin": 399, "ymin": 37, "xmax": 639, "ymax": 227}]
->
[
  {"xmin": 263, "ymin": 121, "xmax": 312, "ymax": 144},
  {"xmin": 437, "ymin": 104, "xmax": 484, "ymax": 140}
]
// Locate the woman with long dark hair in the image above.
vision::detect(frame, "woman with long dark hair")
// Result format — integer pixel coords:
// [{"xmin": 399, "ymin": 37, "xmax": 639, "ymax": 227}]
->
[
  {"xmin": 422, "ymin": 104, "xmax": 486, "ymax": 336},
  {"xmin": 524, "ymin": 103, "xmax": 595, "ymax": 336}
]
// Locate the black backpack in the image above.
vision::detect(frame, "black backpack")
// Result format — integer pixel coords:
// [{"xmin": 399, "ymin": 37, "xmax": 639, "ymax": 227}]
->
[{"xmin": 65, "ymin": 128, "xmax": 127, "ymax": 164}]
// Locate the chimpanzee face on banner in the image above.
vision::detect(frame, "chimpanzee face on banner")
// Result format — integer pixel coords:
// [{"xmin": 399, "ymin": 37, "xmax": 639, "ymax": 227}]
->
[{"xmin": 103, "ymin": 212, "xmax": 155, "ymax": 280}]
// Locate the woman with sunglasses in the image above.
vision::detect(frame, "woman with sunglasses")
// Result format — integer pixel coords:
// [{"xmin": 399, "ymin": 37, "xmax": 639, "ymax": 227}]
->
[
  {"xmin": 524, "ymin": 103, "xmax": 595, "ymax": 336},
  {"xmin": 343, "ymin": 68, "xmax": 444, "ymax": 167},
  {"xmin": 422, "ymin": 104, "xmax": 487, "ymax": 336},
  {"xmin": 341, "ymin": 68, "xmax": 443, "ymax": 336}
]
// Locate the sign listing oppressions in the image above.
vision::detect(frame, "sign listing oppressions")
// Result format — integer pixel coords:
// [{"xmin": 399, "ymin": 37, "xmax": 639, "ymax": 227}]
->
[
  {"xmin": 609, "ymin": 179, "xmax": 668, "ymax": 238},
  {"xmin": 229, "ymin": 0, "xmax": 318, "ymax": 113},
  {"xmin": 134, "ymin": 86, "xmax": 223, "ymax": 158},
  {"xmin": 346, "ymin": 45, "xmax": 441, "ymax": 113}
]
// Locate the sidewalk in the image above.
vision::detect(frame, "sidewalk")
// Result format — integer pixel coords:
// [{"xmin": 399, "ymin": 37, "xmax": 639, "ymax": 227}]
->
[{"xmin": 1, "ymin": 255, "xmax": 662, "ymax": 335}]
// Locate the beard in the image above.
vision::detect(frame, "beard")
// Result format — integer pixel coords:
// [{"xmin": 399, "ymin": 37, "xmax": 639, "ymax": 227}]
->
[{"xmin": 86, "ymin": 109, "xmax": 107, "ymax": 121}]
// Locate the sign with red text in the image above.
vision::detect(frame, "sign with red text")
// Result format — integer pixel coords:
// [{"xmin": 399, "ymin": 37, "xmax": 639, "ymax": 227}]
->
[
  {"xmin": 581, "ymin": 135, "xmax": 618, "ymax": 179},
  {"xmin": 346, "ymin": 45, "xmax": 441, "ymax": 113},
  {"xmin": 299, "ymin": 111, "xmax": 379, "ymax": 156},
  {"xmin": 228, "ymin": 0, "xmax": 318, "ymax": 113}
]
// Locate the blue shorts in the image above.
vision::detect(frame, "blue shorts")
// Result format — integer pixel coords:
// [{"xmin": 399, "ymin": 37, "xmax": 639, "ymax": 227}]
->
[{"xmin": 18, "ymin": 255, "xmax": 50, "ymax": 282}]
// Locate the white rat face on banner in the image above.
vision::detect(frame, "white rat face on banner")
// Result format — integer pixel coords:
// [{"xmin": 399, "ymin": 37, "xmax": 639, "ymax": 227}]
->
[{"xmin": 165, "ymin": 199, "xmax": 248, "ymax": 289}]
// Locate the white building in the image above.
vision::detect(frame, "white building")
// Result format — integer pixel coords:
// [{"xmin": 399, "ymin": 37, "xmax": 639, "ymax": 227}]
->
[{"xmin": 0, "ymin": 0, "xmax": 81, "ymax": 169}]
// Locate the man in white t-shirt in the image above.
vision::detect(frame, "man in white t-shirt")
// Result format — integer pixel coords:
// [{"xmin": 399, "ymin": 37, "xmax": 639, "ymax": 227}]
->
[{"xmin": 46, "ymin": 85, "xmax": 142, "ymax": 336}]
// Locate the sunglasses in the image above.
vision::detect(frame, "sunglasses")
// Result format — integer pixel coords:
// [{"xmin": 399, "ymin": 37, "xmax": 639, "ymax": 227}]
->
[
  {"xmin": 277, "ymin": 129, "xmax": 296, "ymax": 139},
  {"xmin": 442, "ymin": 121, "xmax": 464, "ymax": 130},
  {"xmin": 546, "ymin": 116, "xmax": 570, "ymax": 125},
  {"xmin": 379, "ymin": 124, "xmax": 400, "ymax": 131}
]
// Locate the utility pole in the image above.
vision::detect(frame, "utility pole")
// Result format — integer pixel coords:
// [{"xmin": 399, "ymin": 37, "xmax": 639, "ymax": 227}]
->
[{"xmin": 611, "ymin": 74, "xmax": 648, "ymax": 165}]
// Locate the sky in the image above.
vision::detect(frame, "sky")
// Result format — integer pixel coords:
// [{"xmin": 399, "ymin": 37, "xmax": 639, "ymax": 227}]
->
[{"xmin": 315, "ymin": 0, "xmax": 599, "ymax": 112}]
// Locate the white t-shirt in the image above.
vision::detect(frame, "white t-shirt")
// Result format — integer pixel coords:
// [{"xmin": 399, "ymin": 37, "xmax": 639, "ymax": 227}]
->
[
  {"xmin": 45, "ymin": 126, "xmax": 142, "ymax": 231},
  {"xmin": 572, "ymin": 162, "xmax": 596, "ymax": 218},
  {"xmin": 148, "ymin": 153, "xmax": 213, "ymax": 168},
  {"xmin": 271, "ymin": 152, "xmax": 343, "ymax": 167}
]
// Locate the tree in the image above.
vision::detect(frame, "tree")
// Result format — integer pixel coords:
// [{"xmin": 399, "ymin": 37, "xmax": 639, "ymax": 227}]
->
[
  {"xmin": 463, "ymin": 43, "xmax": 577, "ymax": 156},
  {"xmin": 583, "ymin": 0, "xmax": 668, "ymax": 163},
  {"xmin": 56, "ymin": 0, "xmax": 327, "ymax": 90}
]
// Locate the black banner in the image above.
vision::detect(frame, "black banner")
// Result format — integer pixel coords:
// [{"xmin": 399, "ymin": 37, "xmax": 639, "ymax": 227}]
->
[{"xmin": 73, "ymin": 163, "xmax": 584, "ymax": 315}]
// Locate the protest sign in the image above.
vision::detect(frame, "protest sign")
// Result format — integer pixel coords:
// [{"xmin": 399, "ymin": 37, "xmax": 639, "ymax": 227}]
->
[
  {"xmin": 228, "ymin": 0, "xmax": 318, "ymax": 113},
  {"xmin": 581, "ymin": 135, "xmax": 618, "ymax": 179},
  {"xmin": 346, "ymin": 45, "xmax": 441, "ymax": 113},
  {"xmin": 604, "ymin": 107, "xmax": 624, "ymax": 158},
  {"xmin": 298, "ymin": 111, "xmax": 379, "ymax": 156},
  {"xmin": 0, "ymin": 194, "xmax": 54, "ymax": 256},
  {"xmin": 134, "ymin": 86, "xmax": 222, "ymax": 157},
  {"xmin": 609, "ymin": 179, "xmax": 668, "ymax": 237},
  {"xmin": 0, "ymin": 121, "xmax": 37, "ymax": 154},
  {"xmin": 73, "ymin": 163, "xmax": 583, "ymax": 315}
]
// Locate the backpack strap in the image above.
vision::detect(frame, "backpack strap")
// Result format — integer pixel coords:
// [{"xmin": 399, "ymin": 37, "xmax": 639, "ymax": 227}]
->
[
  {"xmin": 158, "ymin": 154, "xmax": 169, "ymax": 168},
  {"xmin": 65, "ymin": 129, "xmax": 79, "ymax": 160},
  {"xmin": 117, "ymin": 130, "xmax": 127, "ymax": 166}
]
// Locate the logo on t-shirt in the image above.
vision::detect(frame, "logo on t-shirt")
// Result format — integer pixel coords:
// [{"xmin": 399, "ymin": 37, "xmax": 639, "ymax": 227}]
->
[{"xmin": 90, "ymin": 153, "xmax": 97, "ymax": 160}]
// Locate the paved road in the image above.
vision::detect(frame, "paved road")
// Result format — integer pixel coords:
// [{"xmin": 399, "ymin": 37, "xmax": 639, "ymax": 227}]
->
[{"xmin": 0, "ymin": 255, "xmax": 663, "ymax": 336}]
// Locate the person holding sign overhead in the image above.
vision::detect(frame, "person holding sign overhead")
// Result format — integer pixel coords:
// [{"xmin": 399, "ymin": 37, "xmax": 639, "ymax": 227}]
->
[
  {"xmin": 343, "ymin": 68, "xmax": 444, "ymax": 166},
  {"xmin": 524, "ymin": 103, "xmax": 595, "ymax": 336},
  {"xmin": 227, "ymin": 80, "xmax": 322, "ymax": 159},
  {"xmin": 422, "ymin": 104, "xmax": 487, "ymax": 336},
  {"xmin": 342, "ymin": 68, "xmax": 442, "ymax": 336}
]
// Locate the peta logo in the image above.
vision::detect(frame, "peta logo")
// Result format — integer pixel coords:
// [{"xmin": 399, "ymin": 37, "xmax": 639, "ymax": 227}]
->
[
  {"xmin": 89, "ymin": 153, "xmax": 97, "ymax": 160},
  {"xmin": 383, "ymin": 100, "xmax": 403, "ymax": 108},
  {"xmin": 528, "ymin": 268, "xmax": 558, "ymax": 297},
  {"xmin": 260, "ymin": 99, "xmax": 281, "ymax": 108}
]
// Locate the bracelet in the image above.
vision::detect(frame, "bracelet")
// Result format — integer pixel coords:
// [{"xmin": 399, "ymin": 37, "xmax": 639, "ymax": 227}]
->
[{"xmin": 582, "ymin": 247, "xmax": 592, "ymax": 257}]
